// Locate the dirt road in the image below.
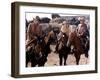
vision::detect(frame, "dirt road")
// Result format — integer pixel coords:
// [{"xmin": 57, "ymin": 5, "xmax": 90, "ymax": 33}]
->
[
  {"xmin": 45, "ymin": 45, "xmax": 89, "ymax": 66},
  {"xmin": 27, "ymin": 45, "xmax": 89, "ymax": 67}
]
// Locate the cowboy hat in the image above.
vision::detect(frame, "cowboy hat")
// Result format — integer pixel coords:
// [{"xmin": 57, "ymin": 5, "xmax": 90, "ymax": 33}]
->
[{"xmin": 78, "ymin": 16, "xmax": 85, "ymax": 21}]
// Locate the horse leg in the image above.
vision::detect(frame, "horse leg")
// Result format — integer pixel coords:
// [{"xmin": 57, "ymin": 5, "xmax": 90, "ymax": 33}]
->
[
  {"xmin": 26, "ymin": 51, "xmax": 32, "ymax": 67},
  {"xmin": 84, "ymin": 47, "xmax": 89, "ymax": 58},
  {"xmin": 85, "ymin": 52, "xmax": 89, "ymax": 58},
  {"xmin": 76, "ymin": 57, "xmax": 80, "ymax": 65},
  {"xmin": 38, "ymin": 63, "xmax": 44, "ymax": 66},
  {"xmin": 59, "ymin": 54, "xmax": 63, "ymax": 66},
  {"xmin": 54, "ymin": 43, "xmax": 59, "ymax": 53},
  {"xmin": 38, "ymin": 61, "xmax": 45, "ymax": 66},
  {"xmin": 31, "ymin": 58, "xmax": 37, "ymax": 67},
  {"xmin": 38, "ymin": 56, "xmax": 47, "ymax": 67},
  {"xmin": 64, "ymin": 57, "xmax": 67, "ymax": 65},
  {"xmin": 64, "ymin": 54, "xmax": 68, "ymax": 65},
  {"xmin": 31, "ymin": 54, "xmax": 38, "ymax": 67},
  {"xmin": 75, "ymin": 53, "xmax": 80, "ymax": 65},
  {"xmin": 31, "ymin": 62, "xmax": 36, "ymax": 67},
  {"xmin": 26, "ymin": 52, "xmax": 29, "ymax": 67}
]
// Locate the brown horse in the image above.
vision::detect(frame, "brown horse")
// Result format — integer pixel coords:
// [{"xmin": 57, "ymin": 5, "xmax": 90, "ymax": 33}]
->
[
  {"xmin": 67, "ymin": 29, "xmax": 86, "ymax": 65},
  {"xmin": 26, "ymin": 31, "xmax": 53, "ymax": 67}
]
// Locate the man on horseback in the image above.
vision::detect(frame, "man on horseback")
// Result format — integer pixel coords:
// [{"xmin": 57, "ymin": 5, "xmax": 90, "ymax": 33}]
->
[
  {"xmin": 57, "ymin": 21, "xmax": 70, "ymax": 40},
  {"xmin": 26, "ymin": 16, "xmax": 43, "ymax": 48},
  {"xmin": 77, "ymin": 16, "xmax": 89, "ymax": 57},
  {"xmin": 26, "ymin": 17, "xmax": 43, "ymax": 67},
  {"xmin": 55, "ymin": 20, "xmax": 71, "ymax": 65},
  {"xmin": 27, "ymin": 17, "xmax": 42, "ymax": 41},
  {"xmin": 77, "ymin": 17, "xmax": 89, "ymax": 37},
  {"xmin": 55, "ymin": 20, "xmax": 70, "ymax": 53},
  {"xmin": 26, "ymin": 16, "xmax": 54, "ymax": 67}
]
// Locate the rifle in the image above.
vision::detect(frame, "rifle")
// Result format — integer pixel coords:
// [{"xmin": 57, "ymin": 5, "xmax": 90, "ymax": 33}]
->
[{"xmin": 26, "ymin": 39, "xmax": 36, "ymax": 48}]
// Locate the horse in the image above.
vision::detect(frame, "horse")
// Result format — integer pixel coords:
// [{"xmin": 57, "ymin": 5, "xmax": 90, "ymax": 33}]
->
[
  {"xmin": 82, "ymin": 36, "xmax": 90, "ymax": 58},
  {"xmin": 26, "ymin": 35, "xmax": 47, "ymax": 67},
  {"xmin": 26, "ymin": 38, "xmax": 37, "ymax": 67},
  {"xmin": 55, "ymin": 33, "xmax": 71, "ymax": 65},
  {"xmin": 67, "ymin": 27, "xmax": 89, "ymax": 65},
  {"xmin": 26, "ymin": 31, "xmax": 54, "ymax": 67}
]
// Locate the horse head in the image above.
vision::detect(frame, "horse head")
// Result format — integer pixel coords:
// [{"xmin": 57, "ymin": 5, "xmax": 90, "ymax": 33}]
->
[{"xmin": 57, "ymin": 33, "xmax": 68, "ymax": 51}]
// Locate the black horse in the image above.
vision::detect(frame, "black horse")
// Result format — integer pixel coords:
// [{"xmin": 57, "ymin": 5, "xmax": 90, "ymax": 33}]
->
[
  {"xmin": 55, "ymin": 33, "xmax": 71, "ymax": 65},
  {"xmin": 81, "ymin": 37, "xmax": 90, "ymax": 58}
]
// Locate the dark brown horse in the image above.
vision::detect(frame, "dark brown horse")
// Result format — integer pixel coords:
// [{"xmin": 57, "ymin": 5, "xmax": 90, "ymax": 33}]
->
[
  {"xmin": 56, "ymin": 33, "xmax": 71, "ymax": 65},
  {"xmin": 67, "ymin": 29, "xmax": 89, "ymax": 65},
  {"xmin": 26, "ymin": 31, "xmax": 53, "ymax": 67}
]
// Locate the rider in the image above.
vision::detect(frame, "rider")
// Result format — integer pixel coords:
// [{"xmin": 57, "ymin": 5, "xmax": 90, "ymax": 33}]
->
[
  {"xmin": 26, "ymin": 17, "xmax": 42, "ymax": 50},
  {"xmin": 27, "ymin": 17, "xmax": 42, "ymax": 40},
  {"xmin": 55, "ymin": 20, "xmax": 70, "ymax": 52},
  {"xmin": 57, "ymin": 21, "xmax": 69, "ymax": 40},
  {"xmin": 77, "ymin": 16, "xmax": 89, "ymax": 48}
]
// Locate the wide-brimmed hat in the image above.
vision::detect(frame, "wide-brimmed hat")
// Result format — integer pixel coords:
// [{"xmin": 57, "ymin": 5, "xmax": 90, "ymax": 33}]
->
[{"xmin": 78, "ymin": 17, "xmax": 85, "ymax": 21}]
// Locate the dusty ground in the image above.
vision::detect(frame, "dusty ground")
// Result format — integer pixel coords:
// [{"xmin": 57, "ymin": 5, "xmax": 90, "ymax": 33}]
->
[
  {"xmin": 27, "ymin": 45, "xmax": 89, "ymax": 67},
  {"xmin": 45, "ymin": 45, "xmax": 89, "ymax": 66}
]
